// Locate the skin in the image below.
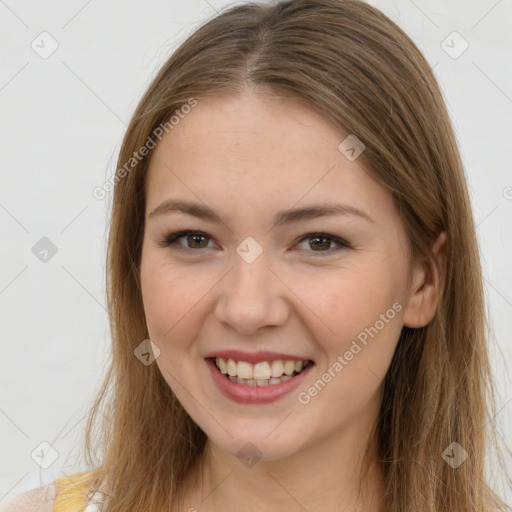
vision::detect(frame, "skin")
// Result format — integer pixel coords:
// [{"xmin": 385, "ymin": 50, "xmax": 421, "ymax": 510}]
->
[{"xmin": 140, "ymin": 89, "xmax": 447, "ymax": 512}]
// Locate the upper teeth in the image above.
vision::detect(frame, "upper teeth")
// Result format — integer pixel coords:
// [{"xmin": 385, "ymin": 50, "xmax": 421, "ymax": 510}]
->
[{"xmin": 215, "ymin": 358, "xmax": 309, "ymax": 380}]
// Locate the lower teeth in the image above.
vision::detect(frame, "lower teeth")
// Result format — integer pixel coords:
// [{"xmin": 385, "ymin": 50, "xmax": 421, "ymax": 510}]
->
[{"xmin": 225, "ymin": 371, "xmax": 302, "ymax": 386}]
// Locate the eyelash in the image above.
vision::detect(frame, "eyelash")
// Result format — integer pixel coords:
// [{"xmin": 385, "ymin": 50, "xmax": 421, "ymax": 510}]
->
[{"xmin": 159, "ymin": 229, "xmax": 351, "ymax": 257}]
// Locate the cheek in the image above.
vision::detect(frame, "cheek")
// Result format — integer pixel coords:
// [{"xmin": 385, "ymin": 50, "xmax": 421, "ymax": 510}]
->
[
  {"xmin": 306, "ymin": 266, "xmax": 399, "ymax": 334},
  {"xmin": 298, "ymin": 261, "xmax": 404, "ymax": 379},
  {"xmin": 140, "ymin": 251, "xmax": 203, "ymax": 350},
  {"xmin": 293, "ymin": 271, "xmax": 403, "ymax": 417},
  {"xmin": 140, "ymin": 257, "xmax": 207, "ymax": 390}
]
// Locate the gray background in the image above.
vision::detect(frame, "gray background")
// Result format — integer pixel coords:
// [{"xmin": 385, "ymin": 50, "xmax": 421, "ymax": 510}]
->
[{"xmin": 1, "ymin": 0, "xmax": 511, "ymax": 505}]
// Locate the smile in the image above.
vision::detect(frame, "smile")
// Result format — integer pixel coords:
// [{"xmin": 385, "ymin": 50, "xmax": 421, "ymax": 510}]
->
[
  {"xmin": 214, "ymin": 357, "xmax": 312, "ymax": 386},
  {"xmin": 206, "ymin": 356, "xmax": 315, "ymax": 404}
]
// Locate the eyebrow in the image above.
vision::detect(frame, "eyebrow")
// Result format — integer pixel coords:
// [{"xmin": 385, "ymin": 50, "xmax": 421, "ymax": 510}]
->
[{"xmin": 148, "ymin": 199, "xmax": 374, "ymax": 226}]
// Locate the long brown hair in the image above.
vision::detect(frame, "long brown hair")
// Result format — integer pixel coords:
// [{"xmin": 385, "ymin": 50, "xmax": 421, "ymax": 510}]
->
[{"xmin": 71, "ymin": 1, "xmax": 512, "ymax": 510}]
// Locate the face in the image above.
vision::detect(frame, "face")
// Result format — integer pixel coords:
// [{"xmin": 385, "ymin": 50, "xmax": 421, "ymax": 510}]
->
[{"xmin": 140, "ymin": 90, "xmax": 417, "ymax": 462}]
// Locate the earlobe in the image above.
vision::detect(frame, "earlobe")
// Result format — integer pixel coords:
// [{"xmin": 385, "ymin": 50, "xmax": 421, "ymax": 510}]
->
[{"xmin": 402, "ymin": 231, "xmax": 448, "ymax": 328}]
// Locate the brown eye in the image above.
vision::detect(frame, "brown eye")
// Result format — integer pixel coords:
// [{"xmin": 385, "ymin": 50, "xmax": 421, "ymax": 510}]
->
[
  {"xmin": 296, "ymin": 233, "xmax": 350, "ymax": 255},
  {"xmin": 160, "ymin": 230, "xmax": 215, "ymax": 251},
  {"xmin": 308, "ymin": 236, "xmax": 332, "ymax": 251},
  {"xmin": 185, "ymin": 233, "xmax": 209, "ymax": 249}
]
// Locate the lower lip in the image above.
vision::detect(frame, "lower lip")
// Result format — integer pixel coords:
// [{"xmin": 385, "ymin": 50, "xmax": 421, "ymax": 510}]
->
[{"xmin": 205, "ymin": 358, "xmax": 314, "ymax": 404}]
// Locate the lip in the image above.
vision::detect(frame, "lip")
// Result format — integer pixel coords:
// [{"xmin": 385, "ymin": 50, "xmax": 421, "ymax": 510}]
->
[
  {"xmin": 204, "ymin": 350, "xmax": 313, "ymax": 365},
  {"xmin": 205, "ymin": 357, "xmax": 314, "ymax": 404}
]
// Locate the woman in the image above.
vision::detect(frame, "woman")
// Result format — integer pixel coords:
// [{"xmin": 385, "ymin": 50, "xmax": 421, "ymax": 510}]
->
[{"xmin": 5, "ymin": 0, "xmax": 510, "ymax": 510}]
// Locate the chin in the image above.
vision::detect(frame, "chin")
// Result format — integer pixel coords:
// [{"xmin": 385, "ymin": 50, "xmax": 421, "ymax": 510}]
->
[{"xmin": 205, "ymin": 422, "xmax": 307, "ymax": 463}]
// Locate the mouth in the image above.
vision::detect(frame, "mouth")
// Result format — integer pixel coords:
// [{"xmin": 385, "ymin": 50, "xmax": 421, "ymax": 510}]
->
[{"xmin": 208, "ymin": 356, "xmax": 315, "ymax": 387}]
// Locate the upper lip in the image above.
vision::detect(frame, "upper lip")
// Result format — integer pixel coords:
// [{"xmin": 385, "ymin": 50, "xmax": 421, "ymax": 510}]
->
[{"xmin": 205, "ymin": 350, "xmax": 314, "ymax": 365}]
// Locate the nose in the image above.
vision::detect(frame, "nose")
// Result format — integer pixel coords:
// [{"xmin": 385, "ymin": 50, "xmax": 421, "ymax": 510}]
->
[{"xmin": 214, "ymin": 250, "xmax": 290, "ymax": 335}]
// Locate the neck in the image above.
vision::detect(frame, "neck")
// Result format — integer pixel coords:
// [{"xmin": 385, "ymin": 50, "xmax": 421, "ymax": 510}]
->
[{"xmin": 174, "ymin": 394, "xmax": 387, "ymax": 512}]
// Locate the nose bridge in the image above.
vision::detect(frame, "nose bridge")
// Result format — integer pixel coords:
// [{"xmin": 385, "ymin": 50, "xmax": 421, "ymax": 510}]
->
[
  {"xmin": 215, "ymin": 245, "xmax": 288, "ymax": 333},
  {"xmin": 231, "ymin": 247, "xmax": 271, "ymax": 295}
]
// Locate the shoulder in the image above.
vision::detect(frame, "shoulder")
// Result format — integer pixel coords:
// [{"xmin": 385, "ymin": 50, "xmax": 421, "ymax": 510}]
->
[
  {"xmin": 0, "ymin": 484, "xmax": 56, "ymax": 512},
  {"xmin": 0, "ymin": 471, "xmax": 99, "ymax": 512}
]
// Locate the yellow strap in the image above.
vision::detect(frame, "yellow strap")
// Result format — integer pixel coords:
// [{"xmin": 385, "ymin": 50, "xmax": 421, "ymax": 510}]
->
[{"xmin": 53, "ymin": 471, "xmax": 93, "ymax": 512}]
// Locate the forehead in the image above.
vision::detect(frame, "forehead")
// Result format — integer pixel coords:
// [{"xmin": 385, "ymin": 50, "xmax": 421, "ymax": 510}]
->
[
  {"xmin": 151, "ymin": 91, "xmax": 348, "ymax": 170},
  {"xmin": 144, "ymin": 90, "xmax": 394, "ymax": 226}
]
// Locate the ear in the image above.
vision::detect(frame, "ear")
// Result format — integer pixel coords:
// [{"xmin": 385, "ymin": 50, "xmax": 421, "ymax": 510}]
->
[{"xmin": 402, "ymin": 231, "xmax": 448, "ymax": 328}]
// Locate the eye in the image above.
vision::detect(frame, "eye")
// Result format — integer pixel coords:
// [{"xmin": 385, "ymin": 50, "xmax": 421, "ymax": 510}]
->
[
  {"xmin": 159, "ymin": 230, "xmax": 351, "ymax": 256},
  {"xmin": 295, "ymin": 233, "xmax": 351, "ymax": 255},
  {"xmin": 160, "ymin": 230, "xmax": 216, "ymax": 251}
]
